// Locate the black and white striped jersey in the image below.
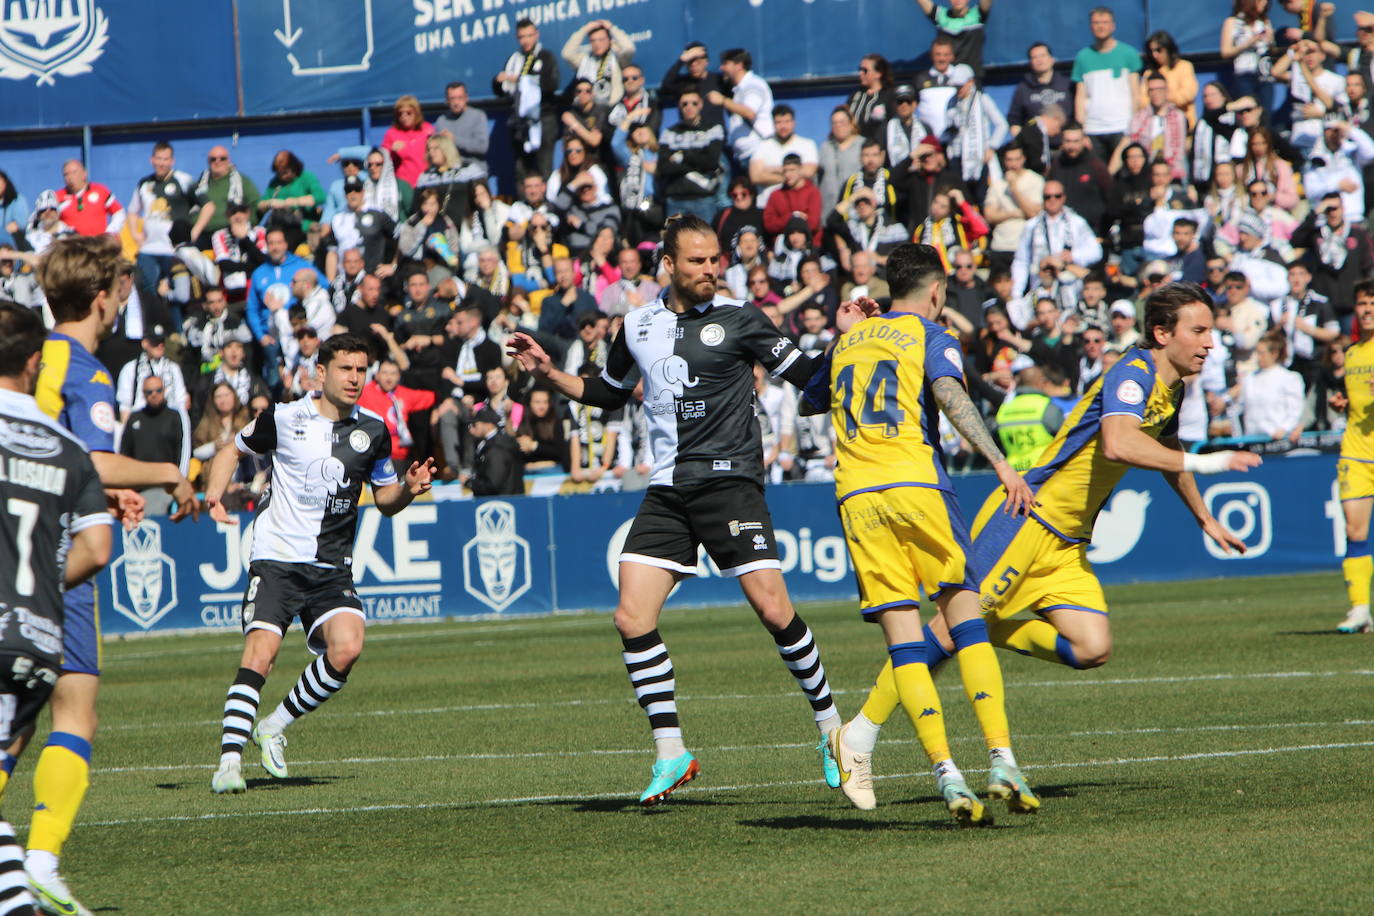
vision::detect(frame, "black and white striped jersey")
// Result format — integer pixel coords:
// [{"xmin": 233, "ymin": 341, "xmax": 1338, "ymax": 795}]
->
[
  {"xmin": 236, "ymin": 393, "xmax": 397, "ymax": 570},
  {"xmin": 0, "ymin": 389, "xmax": 111, "ymax": 666},
  {"xmin": 601, "ymin": 294, "xmax": 818, "ymax": 487}
]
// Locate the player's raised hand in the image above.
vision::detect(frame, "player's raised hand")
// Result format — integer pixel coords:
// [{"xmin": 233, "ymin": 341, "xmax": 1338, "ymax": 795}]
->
[
  {"xmin": 205, "ymin": 495, "xmax": 237, "ymax": 526},
  {"xmin": 405, "ymin": 457, "xmax": 436, "ymax": 496},
  {"xmin": 1227, "ymin": 450, "xmax": 1262, "ymax": 472},
  {"xmin": 993, "ymin": 461, "xmax": 1038, "ymax": 518},
  {"xmin": 1202, "ymin": 515, "xmax": 1248, "ymax": 556},
  {"xmin": 106, "ymin": 488, "xmax": 146, "ymax": 530},
  {"xmin": 836, "ymin": 296, "xmax": 880, "ymax": 333},
  {"xmin": 507, "ymin": 333, "xmax": 554, "ymax": 376},
  {"xmin": 168, "ymin": 476, "xmax": 202, "ymax": 522}
]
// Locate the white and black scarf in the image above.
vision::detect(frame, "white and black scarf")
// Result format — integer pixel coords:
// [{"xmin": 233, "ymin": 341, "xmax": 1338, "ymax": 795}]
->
[
  {"xmin": 951, "ymin": 90, "xmax": 990, "ymax": 183},
  {"xmin": 365, "ymin": 154, "xmax": 401, "ymax": 221},
  {"xmin": 1318, "ymin": 220, "xmax": 1352, "ymax": 271},
  {"xmin": 196, "ymin": 166, "xmax": 245, "ymax": 207}
]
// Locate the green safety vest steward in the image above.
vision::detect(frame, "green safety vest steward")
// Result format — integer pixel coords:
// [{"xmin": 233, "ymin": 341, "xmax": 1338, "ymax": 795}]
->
[{"xmin": 996, "ymin": 390, "xmax": 1056, "ymax": 472}]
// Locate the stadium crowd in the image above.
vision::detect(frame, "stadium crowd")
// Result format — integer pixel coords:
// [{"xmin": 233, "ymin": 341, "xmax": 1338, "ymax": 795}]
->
[{"xmin": 0, "ymin": 1, "xmax": 1368, "ymax": 506}]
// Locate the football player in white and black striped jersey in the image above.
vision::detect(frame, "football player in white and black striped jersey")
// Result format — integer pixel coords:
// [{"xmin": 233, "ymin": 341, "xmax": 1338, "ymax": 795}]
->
[
  {"xmin": 510, "ymin": 214, "xmax": 867, "ymax": 806},
  {"xmin": 203, "ymin": 334, "xmax": 435, "ymax": 794}
]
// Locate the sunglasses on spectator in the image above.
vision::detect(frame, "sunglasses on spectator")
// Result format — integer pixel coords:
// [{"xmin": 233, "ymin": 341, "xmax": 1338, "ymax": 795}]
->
[
  {"xmin": 208, "ymin": 155, "xmax": 228, "ymax": 162},
  {"xmin": 1043, "ymin": 192, "xmax": 1064, "ymax": 200},
  {"xmin": 624, "ymin": 73, "xmax": 642, "ymax": 80},
  {"xmin": 955, "ymin": 262, "xmax": 974, "ymax": 269},
  {"xmin": 1084, "ymin": 336, "xmax": 1104, "ymax": 344},
  {"xmin": 1248, "ymin": 188, "xmax": 1269, "ymax": 196},
  {"xmin": 143, "ymin": 386, "xmax": 164, "ymax": 394},
  {"xmin": 1208, "ymin": 265, "xmax": 1227, "ymax": 272},
  {"xmin": 730, "ymin": 190, "xmax": 750, "ymax": 200},
  {"xmin": 1225, "ymin": 283, "xmax": 1246, "ymax": 290},
  {"xmin": 1322, "ymin": 206, "xmax": 1341, "ymax": 215},
  {"xmin": 858, "ymin": 66, "xmax": 874, "ymax": 73},
  {"xmin": 367, "ymin": 160, "xmax": 384, "ymax": 168}
]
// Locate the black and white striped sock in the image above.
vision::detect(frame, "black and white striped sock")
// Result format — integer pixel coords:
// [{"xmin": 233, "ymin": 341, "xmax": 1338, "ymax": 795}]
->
[
  {"xmin": 259, "ymin": 656, "xmax": 348, "ymax": 735},
  {"xmin": 0, "ymin": 821, "xmax": 34, "ymax": 916},
  {"xmin": 772, "ymin": 614, "xmax": 842, "ymax": 733},
  {"xmin": 621, "ymin": 629, "xmax": 685, "ymax": 760},
  {"xmin": 220, "ymin": 667, "xmax": 266, "ymax": 759}
]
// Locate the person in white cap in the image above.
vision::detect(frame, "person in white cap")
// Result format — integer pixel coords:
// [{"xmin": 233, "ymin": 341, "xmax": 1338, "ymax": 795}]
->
[
  {"xmin": 1107, "ymin": 299, "xmax": 1140, "ymax": 351},
  {"xmin": 1229, "ymin": 210, "xmax": 1288, "ymax": 303}
]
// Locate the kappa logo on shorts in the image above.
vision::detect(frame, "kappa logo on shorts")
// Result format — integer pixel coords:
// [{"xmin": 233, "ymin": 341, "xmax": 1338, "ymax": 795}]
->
[{"xmin": 109, "ymin": 521, "xmax": 178, "ymax": 630}]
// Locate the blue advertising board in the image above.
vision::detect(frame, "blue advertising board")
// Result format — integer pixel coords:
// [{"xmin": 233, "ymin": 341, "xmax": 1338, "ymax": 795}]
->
[
  {"xmin": 96, "ymin": 454, "xmax": 1343, "ymax": 637},
  {"xmin": 3, "ymin": 1, "xmax": 1365, "ymax": 130}
]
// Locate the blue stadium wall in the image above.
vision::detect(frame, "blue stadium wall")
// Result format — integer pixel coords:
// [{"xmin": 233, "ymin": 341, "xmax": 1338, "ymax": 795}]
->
[
  {"xmin": 96, "ymin": 456, "xmax": 1342, "ymax": 636},
  {"xmin": 0, "ymin": 1, "xmax": 1353, "ymax": 201}
]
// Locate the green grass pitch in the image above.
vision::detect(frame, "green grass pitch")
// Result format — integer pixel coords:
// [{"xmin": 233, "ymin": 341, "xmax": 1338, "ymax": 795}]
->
[{"xmin": 7, "ymin": 572, "xmax": 1371, "ymax": 913}]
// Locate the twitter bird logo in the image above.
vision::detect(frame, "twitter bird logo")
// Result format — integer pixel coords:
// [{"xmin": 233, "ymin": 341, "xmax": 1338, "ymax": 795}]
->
[{"xmin": 1087, "ymin": 489, "xmax": 1151, "ymax": 564}]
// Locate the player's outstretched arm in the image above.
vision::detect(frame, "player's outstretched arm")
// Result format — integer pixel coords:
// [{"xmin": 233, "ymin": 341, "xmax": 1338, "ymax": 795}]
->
[
  {"xmin": 1102, "ymin": 416, "xmax": 1263, "ymax": 476},
  {"xmin": 374, "ymin": 458, "xmax": 436, "ymax": 517},
  {"xmin": 104, "ymin": 488, "xmax": 145, "ymax": 531},
  {"xmin": 91, "ymin": 451, "xmax": 200, "ymax": 522},
  {"xmin": 930, "ymin": 376, "xmax": 1036, "ymax": 517},
  {"xmin": 64, "ymin": 523, "xmax": 113, "ymax": 588},
  {"xmin": 1159, "ymin": 436, "xmax": 1260, "ymax": 555},
  {"xmin": 507, "ymin": 332, "xmax": 631, "ymax": 410},
  {"xmin": 203, "ymin": 444, "xmax": 246, "ymax": 525}
]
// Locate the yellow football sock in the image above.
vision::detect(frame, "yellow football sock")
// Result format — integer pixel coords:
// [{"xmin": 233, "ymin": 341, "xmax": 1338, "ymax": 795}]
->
[
  {"xmin": 989, "ymin": 618, "xmax": 1065, "ymax": 665},
  {"xmin": 1343, "ymin": 552, "xmax": 1372, "ymax": 608},
  {"xmin": 27, "ymin": 735, "xmax": 91, "ymax": 857},
  {"xmin": 859, "ymin": 658, "xmax": 900, "ymax": 726},
  {"xmin": 893, "ymin": 662, "xmax": 951, "ymax": 766},
  {"xmin": 948, "ymin": 619, "xmax": 1011, "ymax": 751}
]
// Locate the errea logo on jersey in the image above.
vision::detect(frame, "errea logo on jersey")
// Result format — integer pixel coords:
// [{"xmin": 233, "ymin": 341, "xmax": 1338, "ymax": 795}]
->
[{"xmin": 0, "ymin": 0, "xmax": 110, "ymax": 86}]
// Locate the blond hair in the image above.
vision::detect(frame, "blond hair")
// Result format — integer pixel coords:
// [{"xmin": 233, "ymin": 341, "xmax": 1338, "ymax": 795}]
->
[{"xmin": 38, "ymin": 234, "xmax": 122, "ymax": 323}]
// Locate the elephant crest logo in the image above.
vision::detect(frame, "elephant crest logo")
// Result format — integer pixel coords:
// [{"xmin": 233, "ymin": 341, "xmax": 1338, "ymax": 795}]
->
[{"xmin": 648, "ymin": 355, "xmax": 699, "ymax": 404}]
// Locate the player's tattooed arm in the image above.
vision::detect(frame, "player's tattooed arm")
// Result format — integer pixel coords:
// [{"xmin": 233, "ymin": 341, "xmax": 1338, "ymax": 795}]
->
[
  {"xmin": 932, "ymin": 376, "xmax": 1036, "ymax": 517},
  {"xmin": 931, "ymin": 376, "xmax": 1005, "ymax": 464}
]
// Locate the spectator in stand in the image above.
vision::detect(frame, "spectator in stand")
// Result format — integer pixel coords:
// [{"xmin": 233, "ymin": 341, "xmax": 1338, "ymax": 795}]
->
[
  {"xmin": 515, "ymin": 387, "xmax": 568, "ymax": 471},
  {"xmin": 750, "ymin": 105, "xmax": 820, "ymax": 197},
  {"xmin": 189, "ymin": 146, "xmax": 260, "ymax": 245},
  {"xmin": 495, "ymin": 18, "xmax": 561, "ymax": 182},
  {"xmin": 884, "ymin": 84, "xmax": 931, "ymax": 169},
  {"xmin": 983, "ymin": 144, "xmax": 1044, "ymax": 274},
  {"xmin": 1011, "ymin": 179, "xmax": 1102, "ymax": 298},
  {"xmin": 129, "ymin": 141, "xmax": 195, "ymax": 306},
  {"xmin": 487, "ymin": 289, "xmax": 539, "ymax": 353},
  {"xmin": 196, "ymin": 339, "xmax": 268, "ymax": 415},
  {"xmin": 917, "ymin": 0, "xmax": 994, "ymax": 77},
  {"xmin": 550, "ymin": 136, "xmax": 612, "ymax": 209},
  {"xmin": 1051, "ymin": 123, "xmax": 1113, "ymax": 234},
  {"xmin": 538, "ymin": 256, "xmax": 596, "ymax": 343},
  {"xmin": 393, "ymin": 187, "xmax": 461, "ymax": 277},
  {"xmin": 767, "ymin": 217, "xmax": 819, "ymax": 289},
  {"xmin": 747, "ymin": 264, "xmax": 781, "ymax": 308},
  {"xmin": 819, "ymin": 107, "xmax": 864, "ymax": 216},
  {"xmin": 562, "ymin": 311, "xmax": 611, "ymax": 375},
  {"xmin": 210, "ymin": 203, "xmax": 267, "ymax": 306},
  {"xmin": 715, "ymin": 176, "xmax": 765, "ymax": 253},
  {"xmin": 394, "ymin": 270, "xmax": 457, "ymax": 395},
  {"xmin": 1240, "ymin": 334, "xmax": 1305, "ymax": 440},
  {"xmin": 435, "ymin": 305, "xmax": 506, "ymax": 475},
  {"xmin": 1128, "ymin": 72, "xmax": 1190, "ymax": 181},
  {"xmin": 912, "ymin": 187, "xmax": 988, "ymax": 273},
  {"xmin": 434, "ymin": 82, "xmax": 490, "ymax": 195},
  {"xmin": 1009, "ymin": 43, "xmax": 1073, "ymax": 136},
  {"xmin": 839, "ymin": 140, "xmax": 898, "ymax": 221},
  {"xmin": 777, "ymin": 257, "xmax": 838, "ymax": 329},
  {"xmin": 599, "ymin": 246, "xmax": 661, "ymax": 316},
  {"xmin": 183, "ymin": 287, "xmax": 252, "ymax": 373},
  {"xmin": 898, "ymin": 136, "xmax": 966, "ymax": 229},
  {"xmin": 1273, "ymin": 260, "xmax": 1341, "ymax": 394},
  {"xmin": 1141, "ymin": 165, "xmax": 1205, "ymax": 261},
  {"xmin": 660, "ymin": 41, "xmax": 727, "ymax": 126},
  {"xmin": 1107, "ymin": 299, "xmax": 1142, "ymax": 350},
  {"xmin": 246, "ymin": 228, "xmax": 325, "ymax": 388},
  {"xmin": 338, "ymin": 274, "xmax": 402, "ymax": 364},
  {"xmin": 56, "ymin": 159, "xmax": 123, "ymax": 237},
  {"xmin": 1273, "ymin": 38, "xmax": 1346, "ymax": 143},
  {"xmin": 561, "ymin": 78, "xmax": 615, "ymax": 175},
  {"xmin": 567, "ymin": 364, "xmax": 623, "ymax": 486},
  {"xmin": 191, "ymin": 382, "xmax": 248, "ymax": 466},
  {"xmin": 1292, "ymin": 192, "xmax": 1374, "ymax": 322},
  {"xmin": 257, "ymin": 150, "xmax": 323, "ymax": 252},
  {"xmin": 1230, "ymin": 213, "xmax": 1288, "ymax": 307},
  {"xmin": 840, "ymin": 249, "xmax": 891, "ymax": 302},
  {"xmin": 847, "ymin": 54, "xmax": 896, "ymax": 142},
  {"xmin": 1221, "ymin": 1, "xmax": 1275, "ymax": 107},
  {"xmin": 1077, "ymin": 271, "xmax": 1113, "ymax": 329},
  {"xmin": 460, "ymin": 183, "xmax": 511, "ymax": 278},
  {"xmin": 1077, "ymin": 324, "xmax": 1108, "ymax": 393},
  {"xmin": 1140, "ymin": 31, "xmax": 1198, "ymax": 127},
  {"xmin": 611, "ymin": 120, "xmax": 662, "ymax": 247},
  {"xmin": 763, "ymin": 154, "xmax": 823, "ymax": 247},
  {"xmin": 609, "ymin": 64, "xmax": 661, "ymax": 136},
  {"xmin": 326, "ymin": 176, "xmax": 396, "ymax": 279},
  {"xmin": 1193, "ymin": 82, "xmax": 1242, "ymax": 189},
  {"xmin": 116, "ymin": 332, "xmax": 188, "ymax": 422},
  {"xmin": 1072, "ymin": 7, "xmax": 1141, "ymax": 159},
  {"xmin": 975, "ymin": 304, "xmax": 1020, "ymax": 398},
  {"xmin": 508, "ymin": 172, "xmax": 560, "ymax": 232},
  {"xmin": 358, "ymin": 358, "xmax": 437, "ymax": 466},
  {"xmin": 469, "ymin": 406, "xmax": 525, "ymax": 496},
  {"xmin": 724, "ymin": 227, "xmax": 768, "ymax": 298},
  {"xmin": 658, "ymin": 89, "xmax": 725, "ymax": 224},
  {"xmin": 362, "ymin": 148, "xmax": 413, "ymax": 223},
  {"xmin": 1304, "ymin": 117, "xmax": 1374, "ymax": 222},
  {"xmin": 945, "ymin": 247, "xmax": 989, "ymax": 330},
  {"xmin": 414, "ymin": 134, "xmax": 467, "ymax": 226},
  {"xmin": 562, "ymin": 18, "xmax": 637, "ymax": 109},
  {"xmin": 1165, "ymin": 217, "xmax": 1208, "ymax": 284},
  {"xmin": 290, "ymin": 268, "xmax": 336, "ymax": 341},
  {"xmin": 380, "ymin": 95, "xmax": 435, "ymax": 188},
  {"xmin": 319, "ymin": 152, "xmax": 365, "ymax": 230},
  {"xmin": 917, "ymin": 36, "xmax": 974, "ymax": 142},
  {"xmin": 948, "ymin": 78, "xmax": 1009, "ymax": 187},
  {"xmin": 0, "ymin": 170, "xmax": 28, "ymax": 249},
  {"xmin": 562, "ymin": 185, "xmax": 621, "ymax": 257},
  {"xmin": 1220, "ymin": 270, "xmax": 1272, "ymax": 373},
  {"xmin": 471, "ymin": 245, "xmax": 512, "ymax": 298},
  {"xmin": 829, "ymin": 186, "xmax": 908, "ymax": 273},
  {"xmin": 712, "ymin": 48, "xmax": 774, "ymax": 168},
  {"xmin": 118, "ymin": 373, "xmax": 191, "ymax": 514},
  {"xmin": 1016, "ymin": 103, "xmax": 1066, "ymax": 176}
]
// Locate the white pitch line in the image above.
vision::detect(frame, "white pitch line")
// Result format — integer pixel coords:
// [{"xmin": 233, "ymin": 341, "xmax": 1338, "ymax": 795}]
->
[
  {"xmin": 46, "ymin": 739, "xmax": 1374, "ymax": 829},
  {"xmin": 98, "ymin": 668, "xmax": 1374, "ymax": 734},
  {"xmin": 86, "ymin": 718, "xmax": 1374, "ymax": 776}
]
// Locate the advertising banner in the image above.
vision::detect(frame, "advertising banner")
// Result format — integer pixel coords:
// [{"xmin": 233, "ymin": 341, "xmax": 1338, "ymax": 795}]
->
[{"xmin": 96, "ymin": 455, "xmax": 1342, "ymax": 637}]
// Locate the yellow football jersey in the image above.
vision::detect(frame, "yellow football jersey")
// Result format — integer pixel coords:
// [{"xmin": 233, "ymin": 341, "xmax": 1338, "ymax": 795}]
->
[
  {"xmin": 1342, "ymin": 338, "xmax": 1374, "ymax": 462},
  {"xmin": 1013, "ymin": 346, "xmax": 1182, "ymax": 542},
  {"xmin": 826, "ymin": 312, "xmax": 966, "ymax": 502}
]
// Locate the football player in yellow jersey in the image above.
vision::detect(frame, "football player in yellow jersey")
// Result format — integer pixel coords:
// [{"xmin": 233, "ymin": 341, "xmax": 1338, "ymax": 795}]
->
[
  {"xmin": 843, "ymin": 283, "xmax": 1263, "ymax": 790},
  {"xmin": 1334, "ymin": 282, "xmax": 1374, "ymax": 633},
  {"xmin": 803, "ymin": 244, "xmax": 1039, "ymax": 823}
]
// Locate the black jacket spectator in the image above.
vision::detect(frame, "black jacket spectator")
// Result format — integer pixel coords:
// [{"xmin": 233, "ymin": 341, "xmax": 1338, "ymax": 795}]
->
[
  {"xmin": 1051, "ymin": 149, "xmax": 1113, "ymax": 235},
  {"xmin": 660, "ymin": 47, "xmax": 728, "ymax": 125},
  {"xmin": 658, "ymin": 117, "xmax": 725, "ymax": 201},
  {"xmin": 119, "ymin": 402, "xmax": 188, "ymax": 468},
  {"xmin": 1008, "ymin": 72, "xmax": 1073, "ymax": 130},
  {"xmin": 1291, "ymin": 213, "xmax": 1374, "ymax": 319},
  {"xmin": 471, "ymin": 429, "xmax": 525, "ymax": 496}
]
